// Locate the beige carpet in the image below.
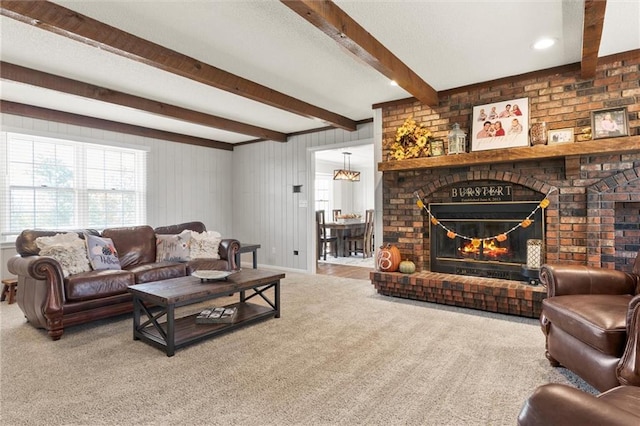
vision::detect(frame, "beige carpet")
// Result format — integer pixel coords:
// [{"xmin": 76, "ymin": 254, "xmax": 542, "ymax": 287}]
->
[{"xmin": 1, "ymin": 272, "xmax": 591, "ymax": 425}]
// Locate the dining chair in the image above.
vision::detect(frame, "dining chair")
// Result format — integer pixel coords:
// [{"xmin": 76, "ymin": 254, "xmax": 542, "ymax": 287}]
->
[
  {"xmin": 316, "ymin": 210, "xmax": 337, "ymax": 260},
  {"xmin": 346, "ymin": 209, "xmax": 374, "ymax": 258},
  {"xmin": 332, "ymin": 209, "xmax": 342, "ymax": 222}
]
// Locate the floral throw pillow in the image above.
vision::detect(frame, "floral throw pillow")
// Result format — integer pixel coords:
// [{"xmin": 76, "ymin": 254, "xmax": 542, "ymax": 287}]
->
[
  {"xmin": 85, "ymin": 233, "xmax": 121, "ymax": 270},
  {"xmin": 35, "ymin": 233, "xmax": 92, "ymax": 278},
  {"xmin": 190, "ymin": 231, "xmax": 222, "ymax": 260},
  {"xmin": 156, "ymin": 230, "xmax": 192, "ymax": 262}
]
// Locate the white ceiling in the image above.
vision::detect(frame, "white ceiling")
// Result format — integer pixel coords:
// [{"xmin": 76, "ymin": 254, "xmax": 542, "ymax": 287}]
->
[
  {"xmin": 1, "ymin": 1, "xmax": 639, "ymax": 146},
  {"xmin": 315, "ymin": 144, "xmax": 374, "ymax": 168}
]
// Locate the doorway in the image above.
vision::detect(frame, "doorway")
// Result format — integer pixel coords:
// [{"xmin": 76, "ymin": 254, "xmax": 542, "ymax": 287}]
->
[{"xmin": 310, "ymin": 143, "xmax": 375, "ymax": 274}]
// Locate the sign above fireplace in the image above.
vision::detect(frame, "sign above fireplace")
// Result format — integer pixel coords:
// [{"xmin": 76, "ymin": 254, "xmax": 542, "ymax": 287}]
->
[{"xmin": 451, "ymin": 184, "xmax": 513, "ymax": 202}]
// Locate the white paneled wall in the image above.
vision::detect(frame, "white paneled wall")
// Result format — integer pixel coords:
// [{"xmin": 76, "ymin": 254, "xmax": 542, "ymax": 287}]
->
[
  {"xmin": 232, "ymin": 123, "xmax": 374, "ymax": 271},
  {"xmin": 1, "ymin": 113, "xmax": 233, "ymax": 279},
  {"xmin": 1, "ymin": 114, "xmax": 374, "ymax": 279}
]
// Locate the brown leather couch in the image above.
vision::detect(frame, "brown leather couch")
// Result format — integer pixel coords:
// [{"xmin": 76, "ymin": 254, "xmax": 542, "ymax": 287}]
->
[
  {"xmin": 518, "ymin": 293, "xmax": 640, "ymax": 425},
  {"xmin": 539, "ymin": 252, "xmax": 640, "ymax": 392},
  {"xmin": 7, "ymin": 221, "xmax": 240, "ymax": 340}
]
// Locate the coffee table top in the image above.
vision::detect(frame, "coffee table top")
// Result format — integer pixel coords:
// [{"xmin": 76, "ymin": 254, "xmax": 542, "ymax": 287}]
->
[{"xmin": 128, "ymin": 269, "xmax": 285, "ymax": 305}]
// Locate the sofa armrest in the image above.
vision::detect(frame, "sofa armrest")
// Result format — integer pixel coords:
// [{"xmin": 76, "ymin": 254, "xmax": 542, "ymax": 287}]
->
[
  {"xmin": 7, "ymin": 255, "xmax": 66, "ymax": 340},
  {"xmin": 617, "ymin": 294, "xmax": 640, "ymax": 386},
  {"xmin": 540, "ymin": 264, "xmax": 637, "ymax": 297},
  {"xmin": 219, "ymin": 239, "xmax": 241, "ymax": 270},
  {"xmin": 518, "ymin": 384, "xmax": 640, "ymax": 426}
]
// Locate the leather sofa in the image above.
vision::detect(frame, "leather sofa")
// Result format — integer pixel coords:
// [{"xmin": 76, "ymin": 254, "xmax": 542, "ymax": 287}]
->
[
  {"xmin": 519, "ymin": 293, "xmax": 640, "ymax": 424},
  {"xmin": 7, "ymin": 221, "xmax": 240, "ymax": 340},
  {"xmin": 539, "ymin": 252, "xmax": 640, "ymax": 392}
]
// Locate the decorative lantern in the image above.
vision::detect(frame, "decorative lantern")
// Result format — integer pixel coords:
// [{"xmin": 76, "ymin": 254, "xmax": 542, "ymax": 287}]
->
[
  {"xmin": 447, "ymin": 123, "xmax": 467, "ymax": 155},
  {"xmin": 530, "ymin": 122, "xmax": 548, "ymax": 146},
  {"xmin": 526, "ymin": 239, "xmax": 544, "ymax": 269}
]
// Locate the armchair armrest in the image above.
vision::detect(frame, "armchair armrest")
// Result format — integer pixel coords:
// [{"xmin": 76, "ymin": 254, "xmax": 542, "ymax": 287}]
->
[
  {"xmin": 518, "ymin": 384, "xmax": 640, "ymax": 426},
  {"xmin": 7, "ymin": 255, "xmax": 66, "ymax": 339},
  {"xmin": 617, "ymin": 294, "xmax": 640, "ymax": 386},
  {"xmin": 540, "ymin": 264, "xmax": 637, "ymax": 297}
]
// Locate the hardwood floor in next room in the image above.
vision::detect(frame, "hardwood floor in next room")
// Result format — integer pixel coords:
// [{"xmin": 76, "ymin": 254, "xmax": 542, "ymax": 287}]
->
[{"xmin": 316, "ymin": 263, "xmax": 373, "ymax": 280}]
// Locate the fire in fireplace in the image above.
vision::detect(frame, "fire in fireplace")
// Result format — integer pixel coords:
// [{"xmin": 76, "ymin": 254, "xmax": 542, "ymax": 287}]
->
[{"xmin": 429, "ymin": 201, "xmax": 544, "ymax": 281}]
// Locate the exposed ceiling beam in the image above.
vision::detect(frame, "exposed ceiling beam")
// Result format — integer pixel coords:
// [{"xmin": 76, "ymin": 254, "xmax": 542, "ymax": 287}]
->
[
  {"xmin": 282, "ymin": 0, "xmax": 439, "ymax": 107},
  {"xmin": 581, "ymin": 0, "xmax": 607, "ymax": 79},
  {"xmin": 0, "ymin": 62, "xmax": 288, "ymax": 142},
  {"xmin": 0, "ymin": 101, "xmax": 234, "ymax": 151},
  {"xmin": 0, "ymin": 0, "xmax": 357, "ymax": 131}
]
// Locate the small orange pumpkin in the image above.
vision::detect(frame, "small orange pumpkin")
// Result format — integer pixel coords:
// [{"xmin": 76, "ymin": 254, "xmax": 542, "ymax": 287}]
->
[{"xmin": 376, "ymin": 243, "xmax": 401, "ymax": 272}]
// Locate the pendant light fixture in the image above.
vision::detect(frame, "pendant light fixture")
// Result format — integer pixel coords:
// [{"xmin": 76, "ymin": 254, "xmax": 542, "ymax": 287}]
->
[{"xmin": 333, "ymin": 152, "xmax": 360, "ymax": 181}]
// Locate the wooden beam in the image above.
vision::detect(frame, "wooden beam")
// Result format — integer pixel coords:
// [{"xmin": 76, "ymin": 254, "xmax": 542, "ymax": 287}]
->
[
  {"xmin": 0, "ymin": 0, "xmax": 357, "ymax": 131},
  {"xmin": 282, "ymin": 0, "xmax": 439, "ymax": 107},
  {"xmin": 581, "ymin": 0, "xmax": 607, "ymax": 79},
  {"xmin": 0, "ymin": 101, "xmax": 234, "ymax": 151},
  {"xmin": 378, "ymin": 136, "xmax": 640, "ymax": 172},
  {"xmin": 0, "ymin": 62, "xmax": 288, "ymax": 142}
]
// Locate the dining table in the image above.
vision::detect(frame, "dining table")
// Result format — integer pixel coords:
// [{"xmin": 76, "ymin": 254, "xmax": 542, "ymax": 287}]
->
[{"xmin": 324, "ymin": 221, "xmax": 366, "ymax": 257}]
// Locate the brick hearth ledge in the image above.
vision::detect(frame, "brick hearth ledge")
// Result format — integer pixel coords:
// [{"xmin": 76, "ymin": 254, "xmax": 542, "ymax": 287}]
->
[{"xmin": 370, "ymin": 271, "xmax": 546, "ymax": 318}]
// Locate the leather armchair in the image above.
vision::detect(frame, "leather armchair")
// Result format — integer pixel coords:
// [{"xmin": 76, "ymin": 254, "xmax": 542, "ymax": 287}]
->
[
  {"xmin": 520, "ymin": 292, "xmax": 640, "ymax": 425},
  {"xmin": 539, "ymin": 256, "xmax": 640, "ymax": 391},
  {"xmin": 517, "ymin": 384, "xmax": 640, "ymax": 426}
]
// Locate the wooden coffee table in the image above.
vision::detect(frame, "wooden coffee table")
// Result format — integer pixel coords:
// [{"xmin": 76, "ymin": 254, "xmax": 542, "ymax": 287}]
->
[{"xmin": 128, "ymin": 269, "xmax": 284, "ymax": 356}]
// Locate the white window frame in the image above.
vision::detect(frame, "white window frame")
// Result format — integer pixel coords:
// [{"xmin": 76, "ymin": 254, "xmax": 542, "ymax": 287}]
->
[
  {"xmin": 314, "ymin": 172, "xmax": 334, "ymax": 218},
  {"xmin": 1, "ymin": 131, "xmax": 147, "ymax": 242}
]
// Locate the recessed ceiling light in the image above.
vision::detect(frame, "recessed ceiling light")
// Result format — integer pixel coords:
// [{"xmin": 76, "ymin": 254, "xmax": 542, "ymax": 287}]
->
[
  {"xmin": 533, "ymin": 38, "xmax": 556, "ymax": 50},
  {"xmin": 390, "ymin": 80, "xmax": 398, "ymax": 86}
]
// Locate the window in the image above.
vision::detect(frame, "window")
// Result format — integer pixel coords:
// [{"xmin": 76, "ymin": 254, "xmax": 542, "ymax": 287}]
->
[
  {"xmin": 1, "ymin": 132, "xmax": 146, "ymax": 241},
  {"xmin": 315, "ymin": 173, "xmax": 333, "ymax": 218}
]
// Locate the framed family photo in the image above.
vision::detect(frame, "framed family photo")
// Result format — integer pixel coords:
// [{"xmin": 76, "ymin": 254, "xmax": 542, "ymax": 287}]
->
[
  {"xmin": 471, "ymin": 97, "xmax": 529, "ymax": 152},
  {"xmin": 548, "ymin": 128, "xmax": 574, "ymax": 144},
  {"xmin": 591, "ymin": 107, "xmax": 629, "ymax": 139}
]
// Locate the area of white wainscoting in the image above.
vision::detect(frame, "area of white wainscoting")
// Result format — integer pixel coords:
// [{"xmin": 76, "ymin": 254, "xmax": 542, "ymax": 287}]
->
[
  {"xmin": 231, "ymin": 122, "xmax": 374, "ymax": 272},
  {"xmin": 0, "ymin": 114, "xmax": 375, "ymax": 278},
  {"xmin": 0, "ymin": 113, "xmax": 235, "ymax": 280}
]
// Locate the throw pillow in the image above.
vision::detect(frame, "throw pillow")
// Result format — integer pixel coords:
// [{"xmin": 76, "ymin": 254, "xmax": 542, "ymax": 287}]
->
[
  {"xmin": 156, "ymin": 230, "xmax": 192, "ymax": 262},
  {"xmin": 190, "ymin": 231, "xmax": 222, "ymax": 259},
  {"xmin": 85, "ymin": 233, "xmax": 121, "ymax": 270},
  {"xmin": 35, "ymin": 233, "xmax": 92, "ymax": 278}
]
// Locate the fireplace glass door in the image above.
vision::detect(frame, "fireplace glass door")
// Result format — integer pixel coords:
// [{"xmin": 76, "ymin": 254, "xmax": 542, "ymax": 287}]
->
[{"xmin": 429, "ymin": 201, "xmax": 544, "ymax": 280}]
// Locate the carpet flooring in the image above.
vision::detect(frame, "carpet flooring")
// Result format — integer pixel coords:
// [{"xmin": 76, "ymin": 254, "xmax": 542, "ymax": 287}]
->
[{"xmin": 0, "ymin": 272, "xmax": 592, "ymax": 425}]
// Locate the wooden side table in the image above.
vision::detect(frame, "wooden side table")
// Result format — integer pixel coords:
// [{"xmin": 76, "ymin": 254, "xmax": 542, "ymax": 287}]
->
[
  {"xmin": 236, "ymin": 243, "xmax": 261, "ymax": 269},
  {"xmin": 1, "ymin": 278, "xmax": 18, "ymax": 304}
]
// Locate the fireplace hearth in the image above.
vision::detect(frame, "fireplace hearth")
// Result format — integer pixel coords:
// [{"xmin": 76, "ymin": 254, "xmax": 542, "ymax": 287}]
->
[{"xmin": 429, "ymin": 201, "xmax": 544, "ymax": 281}]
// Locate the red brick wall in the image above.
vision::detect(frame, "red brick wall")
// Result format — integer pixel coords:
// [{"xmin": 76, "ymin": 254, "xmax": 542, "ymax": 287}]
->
[{"xmin": 380, "ymin": 52, "xmax": 640, "ymax": 273}]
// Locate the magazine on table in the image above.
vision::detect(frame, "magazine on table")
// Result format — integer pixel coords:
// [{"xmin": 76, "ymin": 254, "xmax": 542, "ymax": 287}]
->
[{"xmin": 195, "ymin": 306, "xmax": 238, "ymax": 324}]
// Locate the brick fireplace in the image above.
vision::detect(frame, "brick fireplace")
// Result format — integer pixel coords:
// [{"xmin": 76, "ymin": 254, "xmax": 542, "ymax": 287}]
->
[
  {"xmin": 370, "ymin": 52, "xmax": 639, "ymax": 318},
  {"xmin": 372, "ymin": 157, "xmax": 639, "ymax": 318}
]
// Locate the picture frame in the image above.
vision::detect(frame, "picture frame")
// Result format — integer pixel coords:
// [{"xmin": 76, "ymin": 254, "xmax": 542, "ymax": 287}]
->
[
  {"xmin": 591, "ymin": 107, "xmax": 629, "ymax": 139},
  {"xmin": 548, "ymin": 128, "xmax": 574, "ymax": 144},
  {"xmin": 471, "ymin": 97, "xmax": 529, "ymax": 152}
]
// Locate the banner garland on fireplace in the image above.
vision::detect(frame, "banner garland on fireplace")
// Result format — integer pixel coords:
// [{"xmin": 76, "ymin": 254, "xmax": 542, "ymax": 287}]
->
[{"xmin": 414, "ymin": 188, "xmax": 557, "ymax": 242}]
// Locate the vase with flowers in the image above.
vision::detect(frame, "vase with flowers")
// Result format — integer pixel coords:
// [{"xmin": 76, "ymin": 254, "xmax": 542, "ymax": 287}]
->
[{"xmin": 387, "ymin": 116, "xmax": 432, "ymax": 161}]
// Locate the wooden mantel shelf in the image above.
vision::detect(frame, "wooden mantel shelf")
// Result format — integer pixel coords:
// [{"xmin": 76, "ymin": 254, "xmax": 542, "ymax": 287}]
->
[{"xmin": 378, "ymin": 136, "xmax": 639, "ymax": 172}]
